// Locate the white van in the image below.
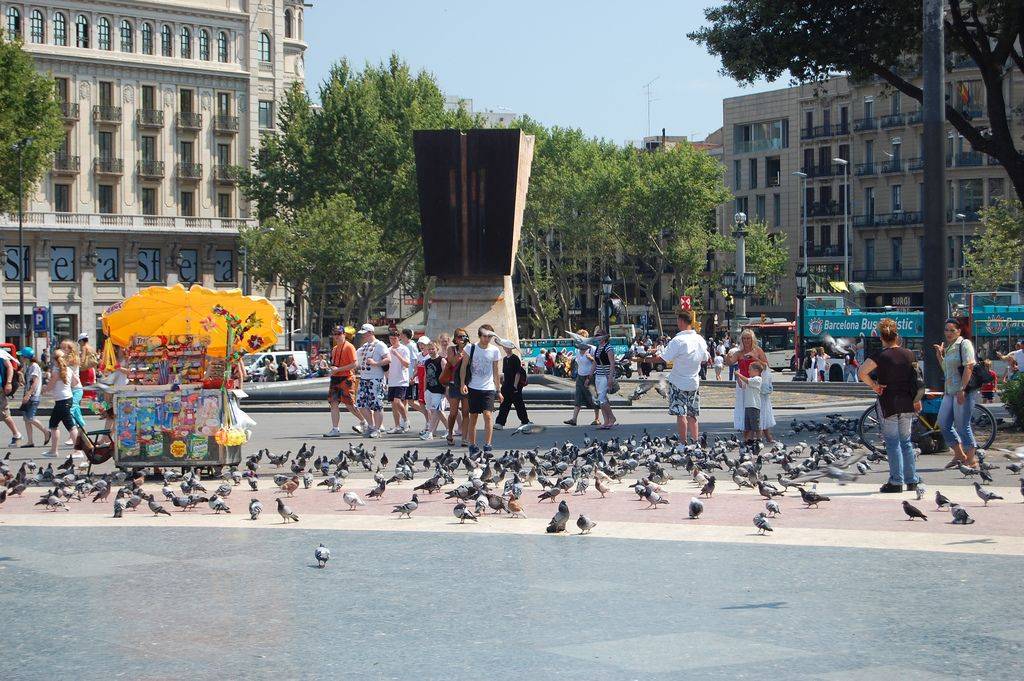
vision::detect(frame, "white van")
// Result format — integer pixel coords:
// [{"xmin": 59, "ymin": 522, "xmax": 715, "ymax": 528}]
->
[{"xmin": 242, "ymin": 351, "xmax": 310, "ymax": 381}]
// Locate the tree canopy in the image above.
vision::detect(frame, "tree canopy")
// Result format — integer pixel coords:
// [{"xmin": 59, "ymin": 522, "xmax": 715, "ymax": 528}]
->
[{"xmin": 964, "ymin": 199, "xmax": 1024, "ymax": 291}]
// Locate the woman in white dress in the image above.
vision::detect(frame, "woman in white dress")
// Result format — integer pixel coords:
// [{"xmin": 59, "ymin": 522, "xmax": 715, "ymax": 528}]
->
[
  {"xmin": 759, "ymin": 365, "xmax": 777, "ymax": 440},
  {"xmin": 725, "ymin": 330, "xmax": 771, "ymax": 433}
]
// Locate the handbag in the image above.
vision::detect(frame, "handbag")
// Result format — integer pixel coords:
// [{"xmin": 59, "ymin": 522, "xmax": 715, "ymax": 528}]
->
[{"xmin": 957, "ymin": 341, "xmax": 989, "ymax": 392}]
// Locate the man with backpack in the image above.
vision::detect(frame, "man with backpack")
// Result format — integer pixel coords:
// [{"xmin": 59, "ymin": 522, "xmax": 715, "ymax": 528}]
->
[{"xmin": 0, "ymin": 346, "xmax": 25, "ymax": 446}]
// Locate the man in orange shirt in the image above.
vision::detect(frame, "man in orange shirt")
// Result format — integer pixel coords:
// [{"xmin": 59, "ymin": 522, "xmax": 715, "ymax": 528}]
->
[{"xmin": 324, "ymin": 326, "xmax": 358, "ymax": 437}]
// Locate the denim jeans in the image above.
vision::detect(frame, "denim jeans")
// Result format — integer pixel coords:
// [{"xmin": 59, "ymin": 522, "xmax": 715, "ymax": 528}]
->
[
  {"xmin": 937, "ymin": 390, "xmax": 977, "ymax": 449},
  {"xmin": 882, "ymin": 412, "xmax": 918, "ymax": 485}
]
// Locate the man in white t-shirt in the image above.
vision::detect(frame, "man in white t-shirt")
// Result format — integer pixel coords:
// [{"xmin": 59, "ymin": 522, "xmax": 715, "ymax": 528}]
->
[
  {"xmin": 401, "ymin": 328, "xmax": 426, "ymax": 431},
  {"xmin": 1006, "ymin": 339, "xmax": 1024, "ymax": 378},
  {"xmin": 459, "ymin": 323, "xmax": 502, "ymax": 455},
  {"xmin": 656, "ymin": 310, "xmax": 710, "ymax": 442},
  {"xmin": 354, "ymin": 323, "xmax": 389, "ymax": 438},
  {"xmin": 384, "ymin": 330, "xmax": 411, "ymax": 434},
  {"xmin": 564, "ymin": 330, "xmax": 599, "ymax": 426}
]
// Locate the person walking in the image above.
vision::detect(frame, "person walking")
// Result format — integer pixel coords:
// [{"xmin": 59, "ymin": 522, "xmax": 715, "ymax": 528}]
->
[
  {"xmin": 858, "ymin": 318, "xmax": 923, "ymax": 493},
  {"xmin": 59, "ymin": 339, "xmax": 87, "ymax": 433},
  {"xmin": 324, "ymin": 326, "xmax": 358, "ymax": 438},
  {"xmin": 420, "ymin": 341, "xmax": 446, "ymax": 440},
  {"xmin": 354, "ymin": 323, "xmax": 388, "ymax": 438},
  {"xmin": 592, "ymin": 327, "xmax": 617, "ymax": 429},
  {"xmin": 44, "ymin": 349, "xmax": 80, "ymax": 457},
  {"xmin": 77, "ymin": 334, "xmax": 98, "ymax": 387},
  {"xmin": 459, "ymin": 324, "xmax": 502, "ymax": 455},
  {"xmin": 401, "ymin": 328, "xmax": 426, "ymax": 432},
  {"xmin": 814, "ymin": 347, "xmax": 828, "ymax": 382},
  {"xmin": 713, "ymin": 350, "xmax": 724, "ymax": 380},
  {"xmin": 495, "ymin": 345, "xmax": 530, "ymax": 430},
  {"xmin": 17, "ymin": 348, "xmax": 47, "ymax": 447},
  {"xmin": 445, "ymin": 328, "xmax": 470, "ymax": 446},
  {"xmin": 844, "ymin": 350, "xmax": 859, "ymax": 382},
  {"xmin": 725, "ymin": 330, "xmax": 770, "ymax": 440},
  {"xmin": 655, "ymin": 310, "xmax": 709, "ymax": 442},
  {"xmin": 384, "ymin": 330, "xmax": 411, "ymax": 434},
  {"xmin": 0, "ymin": 345, "xmax": 23, "ymax": 446},
  {"xmin": 564, "ymin": 329, "xmax": 600, "ymax": 427},
  {"xmin": 934, "ymin": 319, "xmax": 979, "ymax": 468}
]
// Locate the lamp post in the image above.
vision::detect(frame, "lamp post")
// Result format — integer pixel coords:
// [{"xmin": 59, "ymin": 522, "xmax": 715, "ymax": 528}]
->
[
  {"xmin": 793, "ymin": 170, "xmax": 809, "ymax": 274},
  {"xmin": 720, "ymin": 268, "xmax": 757, "ymax": 337},
  {"xmin": 729, "ymin": 212, "xmax": 754, "ymax": 335},
  {"xmin": 284, "ymin": 298, "xmax": 294, "ymax": 350},
  {"xmin": 955, "ymin": 212, "xmax": 967, "ymax": 282},
  {"xmin": 601, "ymin": 274, "xmax": 613, "ymax": 331},
  {"xmin": 795, "ymin": 265, "xmax": 809, "ymax": 381},
  {"xmin": 12, "ymin": 137, "xmax": 33, "ymax": 349},
  {"xmin": 240, "ymin": 244, "xmax": 250, "ymax": 296},
  {"xmin": 833, "ymin": 157, "xmax": 850, "ymax": 283}
]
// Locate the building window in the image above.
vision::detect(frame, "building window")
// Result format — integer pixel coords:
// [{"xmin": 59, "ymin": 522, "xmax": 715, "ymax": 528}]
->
[
  {"xmin": 755, "ymin": 195, "xmax": 766, "ymax": 222},
  {"xmin": 891, "ymin": 184, "xmax": 902, "ymax": 212},
  {"xmin": 217, "ymin": 31, "xmax": 228, "ymax": 62},
  {"xmin": 772, "ymin": 194, "xmax": 781, "ymax": 228},
  {"xmin": 989, "ymin": 177, "xmax": 1005, "ymax": 204},
  {"xmin": 891, "ymin": 237, "xmax": 903, "ymax": 275},
  {"xmin": 258, "ymin": 32, "xmax": 271, "ymax": 62},
  {"xmin": 141, "ymin": 187, "xmax": 157, "ymax": 216},
  {"xmin": 4, "ymin": 246, "xmax": 30, "ymax": 282},
  {"xmin": 95, "ymin": 248, "xmax": 119, "ymax": 282},
  {"xmin": 864, "ymin": 187, "xmax": 875, "ymax": 216},
  {"xmin": 54, "ymin": 12, "xmax": 67, "ymax": 46},
  {"xmin": 865, "ymin": 239, "xmax": 875, "ymax": 272},
  {"xmin": 863, "ymin": 97, "xmax": 874, "ymax": 119},
  {"xmin": 178, "ymin": 249, "xmax": 198, "ymax": 283},
  {"xmin": 50, "ymin": 247, "xmax": 76, "ymax": 282},
  {"xmin": 732, "ymin": 119, "xmax": 788, "ymax": 154},
  {"xmin": 98, "ymin": 130, "xmax": 114, "ymax": 159},
  {"xmin": 217, "ymin": 192, "xmax": 232, "ymax": 217},
  {"xmin": 217, "ymin": 143, "xmax": 231, "ymax": 166},
  {"xmin": 748, "ymin": 158, "xmax": 758, "ymax": 189},
  {"xmin": 6, "ymin": 7, "xmax": 20, "ymax": 41},
  {"xmin": 141, "ymin": 84, "xmax": 155, "ymax": 111},
  {"xmin": 54, "ymin": 183, "xmax": 70, "ymax": 212},
  {"xmin": 75, "ymin": 14, "xmax": 89, "ymax": 48},
  {"xmin": 820, "ymin": 224, "xmax": 831, "ymax": 247},
  {"xmin": 285, "ymin": 9, "xmax": 294, "ymax": 38},
  {"xmin": 137, "ymin": 249, "xmax": 161, "ymax": 283},
  {"xmin": 98, "ymin": 184, "xmax": 115, "ymax": 214},
  {"xmin": 258, "ymin": 100, "xmax": 273, "ymax": 128},
  {"xmin": 214, "ymin": 249, "xmax": 234, "ymax": 282},
  {"xmin": 141, "ymin": 22, "xmax": 153, "ymax": 54},
  {"xmin": 120, "ymin": 20, "xmax": 133, "ymax": 52},
  {"xmin": 180, "ymin": 190, "xmax": 195, "ymax": 217},
  {"xmin": 30, "ymin": 10, "xmax": 44, "ymax": 43},
  {"xmin": 140, "ymin": 135, "xmax": 156, "ymax": 162},
  {"xmin": 198, "ymin": 29, "xmax": 210, "ymax": 60},
  {"xmin": 958, "ymin": 178, "xmax": 983, "ymax": 212},
  {"xmin": 161, "ymin": 24, "xmax": 172, "ymax": 56},
  {"xmin": 97, "ymin": 17, "xmax": 111, "ymax": 50},
  {"xmin": 179, "ymin": 26, "xmax": 191, "ymax": 58},
  {"xmin": 734, "ymin": 196, "xmax": 748, "ymax": 216},
  {"xmin": 179, "ymin": 140, "xmax": 194, "ymax": 164},
  {"xmin": 732, "ymin": 160, "xmax": 741, "ymax": 190}
]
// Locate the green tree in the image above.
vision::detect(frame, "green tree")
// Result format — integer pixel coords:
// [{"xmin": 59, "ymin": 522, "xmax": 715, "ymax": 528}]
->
[
  {"xmin": 0, "ymin": 37, "xmax": 64, "ymax": 213},
  {"xmin": 690, "ymin": 0, "xmax": 1024, "ymax": 202},
  {"xmin": 964, "ymin": 200, "xmax": 1024, "ymax": 290},
  {"xmin": 718, "ymin": 220, "xmax": 789, "ymax": 299}
]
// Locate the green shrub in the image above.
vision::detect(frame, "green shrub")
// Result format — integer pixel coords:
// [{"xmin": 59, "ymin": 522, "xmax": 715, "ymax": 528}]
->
[{"xmin": 999, "ymin": 374, "xmax": 1024, "ymax": 428}]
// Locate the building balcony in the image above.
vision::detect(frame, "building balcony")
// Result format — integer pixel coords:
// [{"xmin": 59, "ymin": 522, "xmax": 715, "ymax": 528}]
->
[
  {"xmin": 214, "ymin": 165, "xmax": 241, "ymax": 184},
  {"xmin": 853, "ymin": 268, "xmax": 922, "ymax": 282},
  {"xmin": 802, "ymin": 163, "xmax": 843, "ymax": 178},
  {"xmin": 954, "ymin": 151, "xmax": 984, "ymax": 167},
  {"xmin": 214, "ymin": 115, "xmax": 239, "ymax": 134},
  {"xmin": 906, "ymin": 157, "xmax": 924, "ymax": 171},
  {"xmin": 137, "ymin": 160, "xmax": 165, "ymax": 179},
  {"xmin": 734, "ymin": 139, "xmax": 785, "ymax": 154},
  {"xmin": 854, "ymin": 162, "xmax": 876, "ymax": 176},
  {"xmin": 0, "ymin": 211, "xmax": 256, "ymax": 234},
  {"xmin": 799, "ymin": 123, "xmax": 850, "ymax": 140},
  {"xmin": 853, "ymin": 117, "xmax": 877, "ymax": 131},
  {"xmin": 59, "ymin": 101, "xmax": 79, "ymax": 122},
  {"xmin": 807, "ymin": 202, "xmax": 844, "ymax": 217},
  {"xmin": 52, "ymin": 153, "xmax": 80, "ymax": 175},
  {"xmin": 880, "ymin": 159, "xmax": 903, "ymax": 173},
  {"xmin": 879, "ymin": 113, "xmax": 905, "ymax": 128},
  {"xmin": 176, "ymin": 162, "xmax": 203, "ymax": 181},
  {"xmin": 906, "ymin": 110, "xmax": 922, "ymax": 125},
  {"xmin": 92, "ymin": 105, "xmax": 122, "ymax": 125},
  {"xmin": 853, "ymin": 211, "xmax": 923, "ymax": 228},
  {"xmin": 805, "ymin": 244, "xmax": 846, "ymax": 258},
  {"xmin": 93, "ymin": 157, "xmax": 124, "ymax": 175},
  {"xmin": 136, "ymin": 109, "xmax": 164, "ymax": 128},
  {"xmin": 175, "ymin": 111, "xmax": 203, "ymax": 130}
]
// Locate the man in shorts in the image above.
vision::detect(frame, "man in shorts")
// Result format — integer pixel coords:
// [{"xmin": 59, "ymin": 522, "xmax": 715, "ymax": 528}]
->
[
  {"xmin": 459, "ymin": 324, "xmax": 502, "ymax": 456},
  {"xmin": 384, "ymin": 330, "xmax": 411, "ymax": 434},
  {"xmin": 324, "ymin": 326, "xmax": 358, "ymax": 438},
  {"xmin": 564, "ymin": 329, "xmax": 600, "ymax": 426},
  {"xmin": 401, "ymin": 328, "xmax": 426, "ymax": 432},
  {"xmin": 656, "ymin": 310, "xmax": 709, "ymax": 442},
  {"xmin": 354, "ymin": 323, "xmax": 388, "ymax": 438}
]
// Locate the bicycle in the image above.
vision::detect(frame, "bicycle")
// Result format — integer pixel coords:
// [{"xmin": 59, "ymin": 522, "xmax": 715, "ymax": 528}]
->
[{"xmin": 858, "ymin": 391, "xmax": 996, "ymax": 455}]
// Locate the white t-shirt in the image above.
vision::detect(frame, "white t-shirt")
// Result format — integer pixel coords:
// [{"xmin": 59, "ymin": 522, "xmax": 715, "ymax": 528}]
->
[
  {"xmin": 357, "ymin": 339, "xmax": 389, "ymax": 380},
  {"xmin": 1010, "ymin": 348, "xmax": 1024, "ymax": 371},
  {"xmin": 467, "ymin": 342, "xmax": 501, "ymax": 391},
  {"xmin": 814, "ymin": 355, "xmax": 827, "ymax": 371},
  {"xmin": 385, "ymin": 344, "xmax": 410, "ymax": 387},
  {"xmin": 713, "ymin": 354, "xmax": 724, "ymax": 369},
  {"xmin": 404, "ymin": 341, "xmax": 419, "ymax": 377},
  {"xmin": 660, "ymin": 330, "xmax": 710, "ymax": 392},
  {"xmin": 24, "ymin": 363, "xmax": 42, "ymax": 400},
  {"xmin": 533, "ymin": 354, "xmax": 546, "ymax": 369},
  {"xmin": 744, "ymin": 375, "xmax": 763, "ymax": 410},
  {"xmin": 574, "ymin": 347, "xmax": 595, "ymax": 377},
  {"xmin": 50, "ymin": 365, "xmax": 80, "ymax": 401}
]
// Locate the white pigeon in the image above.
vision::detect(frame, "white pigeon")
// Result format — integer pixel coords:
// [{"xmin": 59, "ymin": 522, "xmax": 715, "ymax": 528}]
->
[
  {"xmin": 314, "ymin": 543, "xmax": 330, "ymax": 568},
  {"xmin": 343, "ymin": 491, "xmax": 365, "ymax": 511}
]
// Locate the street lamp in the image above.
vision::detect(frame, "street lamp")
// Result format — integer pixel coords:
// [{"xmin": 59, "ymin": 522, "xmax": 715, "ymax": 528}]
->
[
  {"xmin": 284, "ymin": 298, "xmax": 294, "ymax": 350},
  {"xmin": 793, "ymin": 170, "xmax": 809, "ymax": 271},
  {"xmin": 601, "ymin": 274, "xmax": 613, "ymax": 331},
  {"xmin": 833, "ymin": 157, "xmax": 850, "ymax": 283},
  {"xmin": 955, "ymin": 212, "xmax": 967, "ymax": 281},
  {"xmin": 795, "ymin": 265, "xmax": 809, "ymax": 381},
  {"xmin": 12, "ymin": 137, "xmax": 33, "ymax": 349},
  {"xmin": 729, "ymin": 212, "xmax": 749, "ymax": 335}
]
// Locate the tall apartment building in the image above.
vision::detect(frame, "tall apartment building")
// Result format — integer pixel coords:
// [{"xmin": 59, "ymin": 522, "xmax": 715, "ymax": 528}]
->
[
  {"xmin": 719, "ymin": 66, "xmax": 1023, "ymax": 321},
  {"xmin": 0, "ymin": 0, "xmax": 310, "ymax": 346}
]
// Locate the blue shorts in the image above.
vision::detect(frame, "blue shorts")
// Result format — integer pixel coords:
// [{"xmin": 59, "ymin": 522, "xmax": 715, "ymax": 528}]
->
[{"xmin": 21, "ymin": 399, "xmax": 39, "ymax": 419}]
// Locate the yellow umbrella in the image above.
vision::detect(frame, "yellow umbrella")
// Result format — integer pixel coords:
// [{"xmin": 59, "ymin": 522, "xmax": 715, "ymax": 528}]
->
[{"xmin": 101, "ymin": 284, "xmax": 283, "ymax": 357}]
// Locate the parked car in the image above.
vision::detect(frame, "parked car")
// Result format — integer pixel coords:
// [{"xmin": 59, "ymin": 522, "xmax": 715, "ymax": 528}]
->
[{"xmin": 242, "ymin": 351, "xmax": 310, "ymax": 381}]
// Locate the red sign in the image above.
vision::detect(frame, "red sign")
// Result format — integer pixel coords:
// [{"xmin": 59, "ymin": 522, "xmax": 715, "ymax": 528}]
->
[{"xmin": 679, "ymin": 295, "xmax": 692, "ymax": 310}]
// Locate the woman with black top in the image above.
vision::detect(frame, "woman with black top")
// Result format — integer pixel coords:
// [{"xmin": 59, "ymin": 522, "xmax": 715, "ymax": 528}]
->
[
  {"xmin": 494, "ymin": 346, "xmax": 530, "ymax": 430},
  {"xmin": 593, "ymin": 327, "xmax": 617, "ymax": 429},
  {"xmin": 858, "ymin": 318, "xmax": 923, "ymax": 493},
  {"xmin": 445, "ymin": 328, "xmax": 469, "ymax": 446}
]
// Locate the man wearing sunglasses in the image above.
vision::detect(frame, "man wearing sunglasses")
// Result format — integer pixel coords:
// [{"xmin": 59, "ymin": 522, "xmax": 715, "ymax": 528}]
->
[{"xmin": 459, "ymin": 324, "xmax": 503, "ymax": 455}]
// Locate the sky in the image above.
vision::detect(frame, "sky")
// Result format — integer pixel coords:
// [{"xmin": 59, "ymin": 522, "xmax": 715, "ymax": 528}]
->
[{"xmin": 302, "ymin": 0, "xmax": 776, "ymax": 146}]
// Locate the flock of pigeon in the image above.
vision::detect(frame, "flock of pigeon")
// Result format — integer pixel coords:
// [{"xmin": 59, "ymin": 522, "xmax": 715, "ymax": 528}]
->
[{"xmin": 3, "ymin": 424, "xmax": 1024, "ymax": 568}]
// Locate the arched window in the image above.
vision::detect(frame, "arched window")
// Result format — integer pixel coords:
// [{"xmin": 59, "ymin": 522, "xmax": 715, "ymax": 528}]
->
[
  {"xmin": 284, "ymin": 9, "xmax": 293, "ymax": 38},
  {"xmin": 141, "ymin": 22, "xmax": 152, "ymax": 54},
  {"xmin": 29, "ymin": 10, "xmax": 44, "ymax": 43},
  {"xmin": 179, "ymin": 26, "xmax": 191, "ymax": 58},
  {"xmin": 53, "ymin": 12, "xmax": 67, "ymax": 46},
  {"xmin": 257, "ymin": 32, "xmax": 271, "ymax": 62},
  {"xmin": 97, "ymin": 17, "xmax": 111, "ymax": 50},
  {"xmin": 217, "ymin": 31, "xmax": 228, "ymax": 62},
  {"xmin": 75, "ymin": 14, "xmax": 89, "ymax": 48},
  {"xmin": 198, "ymin": 29, "xmax": 209, "ymax": 60},
  {"xmin": 160, "ymin": 24, "xmax": 172, "ymax": 56},
  {"xmin": 120, "ymin": 20, "xmax": 133, "ymax": 52},
  {"xmin": 5, "ymin": 7, "xmax": 20, "ymax": 41}
]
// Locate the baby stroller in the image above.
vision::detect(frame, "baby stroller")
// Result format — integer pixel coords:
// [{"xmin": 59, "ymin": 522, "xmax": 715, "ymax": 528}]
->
[{"xmin": 75, "ymin": 428, "xmax": 115, "ymax": 473}]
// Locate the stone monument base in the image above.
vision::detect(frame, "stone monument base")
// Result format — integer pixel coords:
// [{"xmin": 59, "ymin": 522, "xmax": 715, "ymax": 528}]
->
[{"xmin": 425, "ymin": 277, "xmax": 519, "ymax": 346}]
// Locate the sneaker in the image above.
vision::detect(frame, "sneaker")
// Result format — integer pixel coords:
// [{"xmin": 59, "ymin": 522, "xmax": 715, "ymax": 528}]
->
[
  {"xmin": 43, "ymin": 451, "xmax": 57, "ymax": 458},
  {"xmin": 9, "ymin": 435, "xmax": 21, "ymax": 446},
  {"xmin": 493, "ymin": 423, "xmax": 504, "ymax": 431},
  {"xmin": 385, "ymin": 426, "xmax": 402, "ymax": 434},
  {"xmin": 352, "ymin": 423, "xmax": 367, "ymax": 435},
  {"xmin": 563, "ymin": 419, "xmax": 577, "ymax": 426},
  {"xmin": 368, "ymin": 429, "xmax": 381, "ymax": 439},
  {"xmin": 419, "ymin": 431, "xmax": 434, "ymax": 441},
  {"xmin": 399, "ymin": 424, "xmax": 411, "ymax": 434},
  {"xmin": 323, "ymin": 427, "xmax": 342, "ymax": 438},
  {"xmin": 879, "ymin": 482, "xmax": 903, "ymax": 493}
]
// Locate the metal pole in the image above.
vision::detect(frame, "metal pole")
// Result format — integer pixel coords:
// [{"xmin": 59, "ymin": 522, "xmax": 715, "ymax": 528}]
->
[
  {"xmin": 734, "ymin": 220, "xmax": 747, "ymax": 334},
  {"xmin": 922, "ymin": 0, "xmax": 948, "ymax": 389},
  {"xmin": 801, "ymin": 176, "xmax": 808, "ymax": 276},
  {"xmin": 959, "ymin": 215, "xmax": 966, "ymax": 280},
  {"xmin": 17, "ymin": 145, "xmax": 25, "ymax": 350},
  {"xmin": 797, "ymin": 292, "xmax": 806, "ymax": 379},
  {"xmin": 843, "ymin": 163, "xmax": 849, "ymax": 283},
  {"xmin": 241, "ymin": 245, "xmax": 250, "ymax": 296}
]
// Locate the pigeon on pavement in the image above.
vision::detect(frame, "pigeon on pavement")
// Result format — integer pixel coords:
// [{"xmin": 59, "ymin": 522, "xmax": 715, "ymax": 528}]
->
[
  {"xmin": 688, "ymin": 498, "xmax": 704, "ymax": 519},
  {"xmin": 973, "ymin": 482, "xmax": 1003, "ymax": 506},
  {"xmin": 765, "ymin": 500, "xmax": 782, "ymax": 517},
  {"xmin": 576, "ymin": 514, "xmax": 596, "ymax": 534},
  {"xmin": 147, "ymin": 494, "xmax": 171, "ymax": 516},
  {"xmin": 453, "ymin": 503, "xmax": 478, "ymax": 523},
  {"xmin": 753, "ymin": 512, "xmax": 773, "ymax": 535},
  {"xmin": 800, "ymin": 488, "xmax": 831, "ymax": 508},
  {"xmin": 343, "ymin": 491, "xmax": 365, "ymax": 510},
  {"xmin": 950, "ymin": 504, "xmax": 976, "ymax": 525},
  {"xmin": 935, "ymin": 490, "xmax": 952, "ymax": 511},
  {"xmin": 391, "ymin": 494, "xmax": 419, "ymax": 518},
  {"xmin": 546, "ymin": 500, "xmax": 570, "ymax": 533},
  {"xmin": 315, "ymin": 543, "xmax": 330, "ymax": 568},
  {"xmin": 902, "ymin": 500, "xmax": 928, "ymax": 521},
  {"xmin": 276, "ymin": 497, "xmax": 299, "ymax": 523},
  {"xmin": 249, "ymin": 498, "xmax": 263, "ymax": 520}
]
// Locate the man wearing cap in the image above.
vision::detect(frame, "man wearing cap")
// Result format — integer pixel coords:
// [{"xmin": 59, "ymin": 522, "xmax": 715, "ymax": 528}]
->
[
  {"xmin": 324, "ymin": 326, "xmax": 358, "ymax": 438},
  {"xmin": 354, "ymin": 323, "xmax": 389, "ymax": 437}
]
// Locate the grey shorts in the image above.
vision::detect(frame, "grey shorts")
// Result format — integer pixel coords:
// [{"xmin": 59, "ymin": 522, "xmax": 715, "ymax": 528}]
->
[
  {"xmin": 574, "ymin": 375, "xmax": 596, "ymax": 409},
  {"xmin": 668, "ymin": 384, "xmax": 700, "ymax": 417},
  {"xmin": 744, "ymin": 407, "xmax": 761, "ymax": 431}
]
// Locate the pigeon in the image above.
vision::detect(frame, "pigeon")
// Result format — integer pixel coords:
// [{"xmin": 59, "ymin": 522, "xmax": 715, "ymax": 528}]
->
[
  {"xmin": 511, "ymin": 423, "xmax": 546, "ymax": 436},
  {"xmin": 800, "ymin": 487, "xmax": 831, "ymax": 508},
  {"xmin": 314, "ymin": 543, "xmax": 330, "ymax": 568},
  {"xmin": 391, "ymin": 494, "xmax": 419, "ymax": 518},
  {"xmin": 147, "ymin": 495, "xmax": 171, "ymax": 516},
  {"xmin": 276, "ymin": 497, "xmax": 299, "ymax": 523},
  {"xmin": 249, "ymin": 498, "xmax": 263, "ymax": 520},
  {"xmin": 453, "ymin": 502, "xmax": 478, "ymax": 523},
  {"xmin": 950, "ymin": 504, "xmax": 975, "ymax": 525},
  {"xmin": 915, "ymin": 483, "xmax": 926, "ymax": 501},
  {"xmin": 343, "ymin": 491, "xmax": 365, "ymax": 510},
  {"xmin": 113, "ymin": 496, "xmax": 125, "ymax": 518},
  {"xmin": 644, "ymin": 488, "xmax": 669, "ymax": 509},
  {"xmin": 576, "ymin": 514, "xmax": 596, "ymax": 534},
  {"xmin": 753, "ymin": 512, "xmax": 773, "ymax": 535},
  {"xmin": 278, "ymin": 476, "xmax": 300, "ymax": 497},
  {"xmin": 935, "ymin": 490, "xmax": 952, "ymax": 511},
  {"xmin": 902, "ymin": 500, "xmax": 928, "ymax": 521},
  {"xmin": 688, "ymin": 497, "xmax": 704, "ymax": 520},
  {"xmin": 209, "ymin": 495, "xmax": 231, "ymax": 514},
  {"xmin": 765, "ymin": 500, "xmax": 782, "ymax": 517},
  {"xmin": 546, "ymin": 500, "xmax": 569, "ymax": 533},
  {"xmin": 973, "ymin": 482, "xmax": 1003, "ymax": 506},
  {"xmin": 507, "ymin": 496, "xmax": 527, "ymax": 518},
  {"xmin": 594, "ymin": 476, "xmax": 610, "ymax": 498},
  {"xmin": 699, "ymin": 476, "xmax": 716, "ymax": 498}
]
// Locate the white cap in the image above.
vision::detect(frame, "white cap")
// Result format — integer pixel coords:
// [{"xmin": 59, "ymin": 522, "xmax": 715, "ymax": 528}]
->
[
  {"xmin": 416, "ymin": 335, "xmax": 431, "ymax": 345},
  {"xmin": 77, "ymin": 333, "xmax": 89, "ymax": 341},
  {"xmin": 358, "ymin": 323, "xmax": 375, "ymax": 335}
]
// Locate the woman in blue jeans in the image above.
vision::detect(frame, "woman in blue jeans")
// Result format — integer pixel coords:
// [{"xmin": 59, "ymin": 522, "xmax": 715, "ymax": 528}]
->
[
  {"xmin": 858, "ymin": 318, "xmax": 922, "ymax": 493},
  {"xmin": 933, "ymin": 319, "xmax": 978, "ymax": 468}
]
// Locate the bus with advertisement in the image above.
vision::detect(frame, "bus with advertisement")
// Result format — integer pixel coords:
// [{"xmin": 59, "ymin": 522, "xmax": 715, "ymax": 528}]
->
[{"xmin": 741, "ymin": 319, "xmax": 795, "ymax": 371}]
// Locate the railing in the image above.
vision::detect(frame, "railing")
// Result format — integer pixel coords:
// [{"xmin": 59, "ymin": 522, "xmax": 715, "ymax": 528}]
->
[
  {"xmin": 136, "ymin": 109, "xmax": 164, "ymax": 127},
  {"xmin": 906, "ymin": 157, "xmax": 924, "ymax": 171},
  {"xmin": 214, "ymin": 115, "xmax": 239, "ymax": 133},
  {"xmin": 0, "ymin": 212, "xmax": 255, "ymax": 231},
  {"xmin": 808, "ymin": 202, "xmax": 844, "ymax": 217},
  {"xmin": 879, "ymin": 113, "xmax": 905, "ymax": 128},
  {"xmin": 53, "ymin": 153, "xmax": 80, "ymax": 173},
  {"xmin": 802, "ymin": 163, "xmax": 844, "ymax": 178},
  {"xmin": 176, "ymin": 111, "xmax": 203, "ymax": 129},
  {"xmin": 93, "ymin": 157, "xmax": 124, "ymax": 174},
  {"xmin": 799, "ymin": 123, "xmax": 850, "ymax": 140},
  {"xmin": 852, "ymin": 268, "xmax": 923, "ymax": 282},
  {"xmin": 906, "ymin": 110, "xmax": 922, "ymax": 125},
  {"xmin": 954, "ymin": 151, "xmax": 984, "ymax": 167},
  {"xmin": 854, "ymin": 162, "xmax": 876, "ymax": 175},
  {"xmin": 806, "ymin": 244, "xmax": 846, "ymax": 258},
  {"xmin": 92, "ymin": 105, "xmax": 122, "ymax": 124},
  {"xmin": 734, "ymin": 138, "xmax": 785, "ymax": 154},
  {"xmin": 137, "ymin": 160, "xmax": 165, "ymax": 178},
  {"xmin": 853, "ymin": 117, "xmax": 877, "ymax": 131},
  {"xmin": 59, "ymin": 101, "xmax": 79, "ymax": 121},
  {"xmin": 176, "ymin": 162, "xmax": 203, "ymax": 179},
  {"xmin": 880, "ymin": 159, "xmax": 903, "ymax": 173},
  {"xmin": 215, "ymin": 165, "xmax": 241, "ymax": 184},
  {"xmin": 853, "ymin": 211, "xmax": 923, "ymax": 227}
]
